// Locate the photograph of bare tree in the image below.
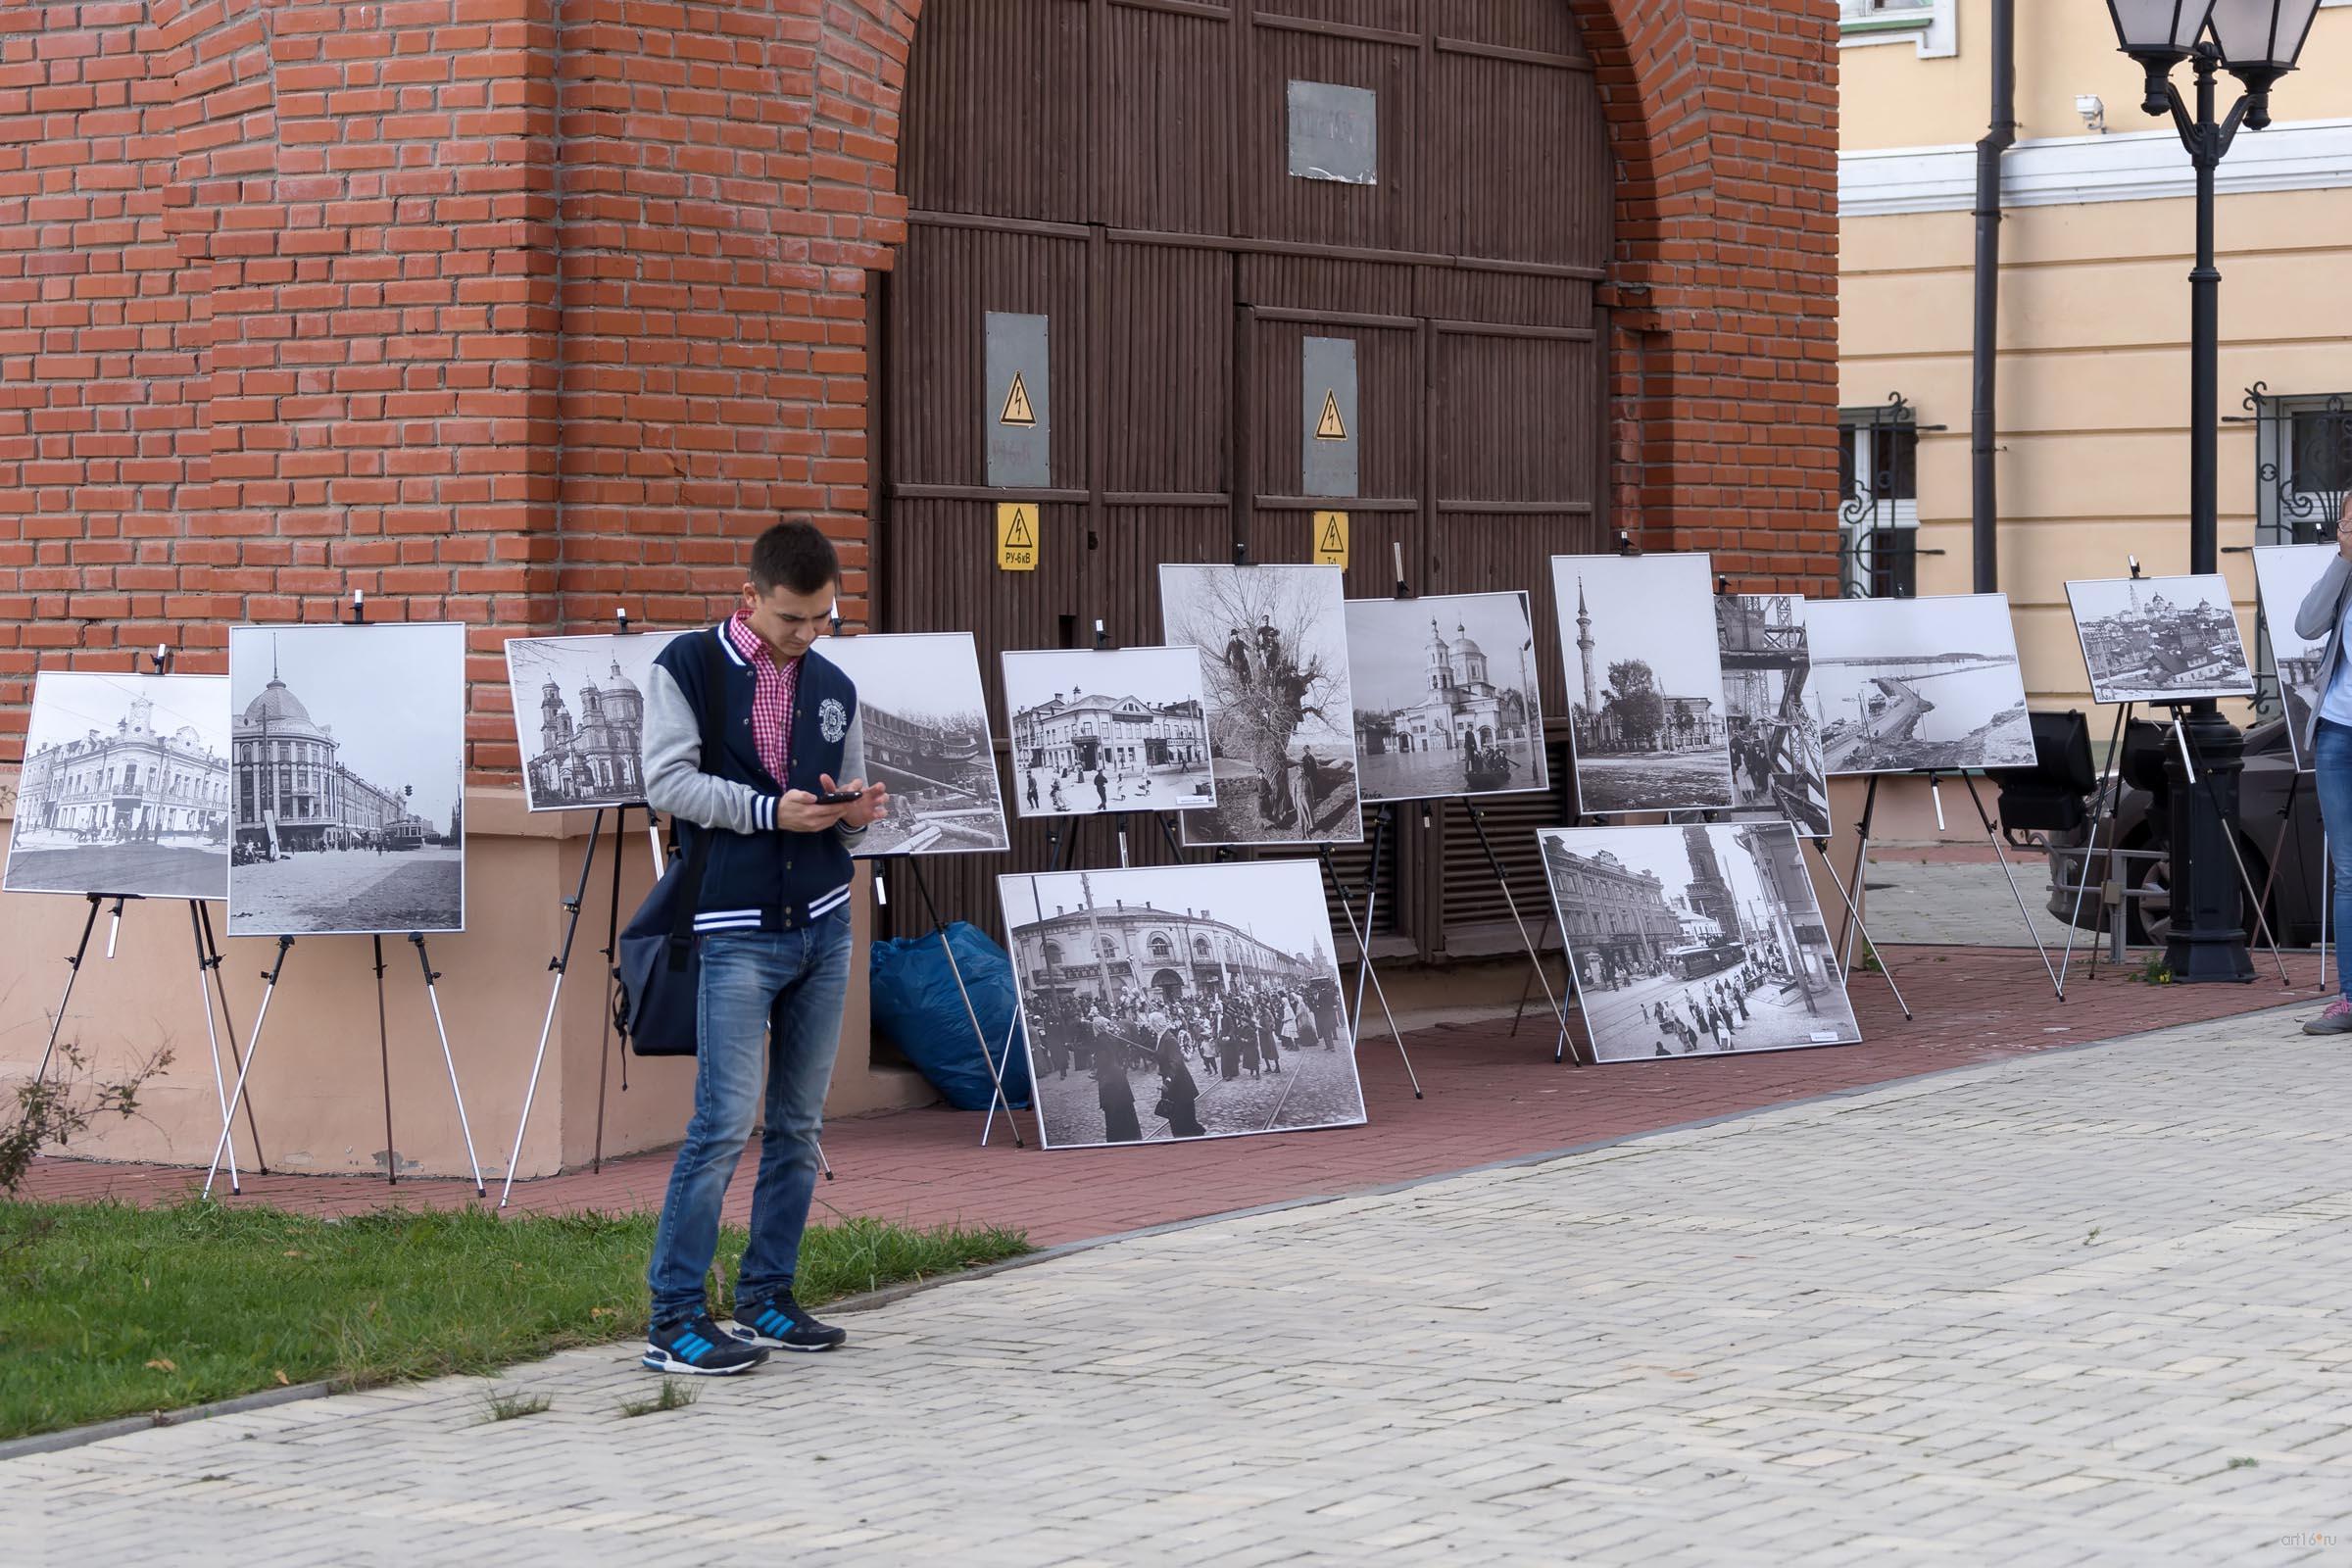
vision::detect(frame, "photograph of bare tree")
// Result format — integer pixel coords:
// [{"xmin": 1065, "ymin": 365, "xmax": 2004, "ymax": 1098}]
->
[
  {"xmin": 1159, "ymin": 564, "xmax": 1362, "ymax": 847},
  {"xmin": 1548, "ymin": 553, "xmax": 1735, "ymax": 814}
]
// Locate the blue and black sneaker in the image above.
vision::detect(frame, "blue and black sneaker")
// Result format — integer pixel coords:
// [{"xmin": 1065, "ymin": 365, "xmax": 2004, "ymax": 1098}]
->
[
  {"xmin": 642, "ymin": 1312, "xmax": 769, "ymax": 1376},
  {"xmin": 727, "ymin": 1291, "xmax": 848, "ymax": 1353}
]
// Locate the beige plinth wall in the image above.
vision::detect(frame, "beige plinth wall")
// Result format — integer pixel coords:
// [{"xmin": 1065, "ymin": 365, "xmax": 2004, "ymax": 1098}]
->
[{"xmin": 0, "ymin": 792, "xmax": 935, "ymax": 1180}]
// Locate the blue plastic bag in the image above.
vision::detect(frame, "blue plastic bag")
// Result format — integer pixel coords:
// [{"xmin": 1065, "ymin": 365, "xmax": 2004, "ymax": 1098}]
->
[{"xmin": 869, "ymin": 922, "xmax": 1033, "ymax": 1110}]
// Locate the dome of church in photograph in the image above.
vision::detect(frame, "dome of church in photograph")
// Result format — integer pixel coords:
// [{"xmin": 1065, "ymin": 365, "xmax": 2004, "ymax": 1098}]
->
[
  {"xmin": 1449, "ymin": 624, "xmax": 1485, "ymax": 660},
  {"xmin": 599, "ymin": 660, "xmax": 638, "ymax": 696}
]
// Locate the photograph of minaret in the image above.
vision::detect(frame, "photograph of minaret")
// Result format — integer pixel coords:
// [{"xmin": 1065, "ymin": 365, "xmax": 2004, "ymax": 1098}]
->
[
  {"xmin": 504, "ymin": 632, "xmax": 686, "ymax": 811},
  {"xmin": 1549, "ymin": 553, "xmax": 1736, "ymax": 813},
  {"xmin": 1344, "ymin": 592, "xmax": 1548, "ymax": 802}
]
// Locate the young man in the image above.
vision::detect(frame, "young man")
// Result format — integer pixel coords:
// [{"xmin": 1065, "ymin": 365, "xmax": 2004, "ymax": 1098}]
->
[{"xmin": 638, "ymin": 519, "xmax": 890, "ymax": 1376}]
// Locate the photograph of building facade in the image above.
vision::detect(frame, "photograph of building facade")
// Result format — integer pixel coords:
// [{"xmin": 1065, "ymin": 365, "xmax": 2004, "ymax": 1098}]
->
[
  {"xmin": 4, "ymin": 672, "xmax": 232, "ymax": 901},
  {"xmin": 1540, "ymin": 821, "xmax": 1860, "ymax": 1063},
  {"xmin": 2066, "ymin": 574, "xmax": 2255, "ymax": 706},
  {"xmin": 1716, "ymin": 594, "xmax": 1833, "ymax": 837},
  {"xmin": 1346, "ymin": 592, "xmax": 1548, "ymax": 803},
  {"xmin": 814, "ymin": 633, "xmax": 1009, "ymax": 857},
  {"xmin": 1003, "ymin": 647, "xmax": 1215, "ymax": 817},
  {"xmin": 505, "ymin": 632, "xmax": 682, "ymax": 812},
  {"xmin": 1000, "ymin": 861, "xmax": 1363, "ymax": 1149},
  {"xmin": 226, "ymin": 624, "xmax": 466, "ymax": 936},
  {"xmin": 2251, "ymin": 542, "xmax": 2334, "ymax": 768},
  {"xmin": 1549, "ymin": 553, "xmax": 1736, "ymax": 814},
  {"xmin": 1807, "ymin": 594, "xmax": 2036, "ymax": 773}
]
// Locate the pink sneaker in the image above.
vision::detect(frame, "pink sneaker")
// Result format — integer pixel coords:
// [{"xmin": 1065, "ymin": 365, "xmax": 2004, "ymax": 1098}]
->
[{"xmin": 2302, "ymin": 999, "xmax": 2352, "ymax": 1035}]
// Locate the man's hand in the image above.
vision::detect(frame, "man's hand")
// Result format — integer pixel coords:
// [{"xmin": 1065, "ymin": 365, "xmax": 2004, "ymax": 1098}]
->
[
  {"xmin": 2338, "ymin": 493, "xmax": 2352, "ymax": 560},
  {"xmin": 774, "ymin": 790, "xmax": 853, "ymax": 833},
  {"xmin": 819, "ymin": 774, "xmax": 891, "ymax": 831}
]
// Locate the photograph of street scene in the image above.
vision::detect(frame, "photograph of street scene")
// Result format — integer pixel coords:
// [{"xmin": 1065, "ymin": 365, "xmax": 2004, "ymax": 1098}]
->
[
  {"xmin": 505, "ymin": 631, "xmax": 684, "ymax": 812},
  {"xmin": 1345, "ymin": 592, "xmax": 1548, "ymax": 803},
  {"xmin": 3, "ymin": 672, "xmax": 231, "ymax": 902},
  {"xmin": 2252, "ymin": 542, "xmax": 2334, "ymax": 770},
  {"xmin": 1160, "ymin": 564, "xmax": 1363, "ymax": 847},
  {"xmin": 226, "ymin": 623, "xmax": 466, "ymax": 936},
  {"xmin": 1806, "ymin": 593, "xmax": 2036, "ymax": 773},
  {"xmin": 1540, "ymin": 820, "xmax": 1859, "ymax": 1063},
  {"xmin": 1716, "ymin": 594, "xmax": 1832, "ymax": 837},
  {"xmin": 1003, "ymin": 647, "xmax": 1217, "ymax": 818},
  {"xmin": 1548, "ymin": 553, "xmax": 1736, "ymax": 813},
  {"xmin": 2066, "ymin": 574, "xmax": 2254, "ymax": 707},
  {"xmin": 813, "ymin": 632, "xmax": 1009, "ymax": 857},
  {"xmin": 1000, "ymin": 860, "xmax": 1364, "ymax": 1149}
]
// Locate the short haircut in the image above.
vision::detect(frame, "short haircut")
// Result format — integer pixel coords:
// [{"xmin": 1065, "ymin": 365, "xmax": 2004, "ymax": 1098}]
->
[{"xmin": 748, "ymin": 519, "xmax": 840, "ymax": 597}]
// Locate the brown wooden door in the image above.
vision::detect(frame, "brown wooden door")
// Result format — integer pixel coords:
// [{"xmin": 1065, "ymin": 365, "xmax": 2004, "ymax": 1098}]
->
[{"xmin": 879, "ymin": 0, "xmax": 1610, "ymax": 956}]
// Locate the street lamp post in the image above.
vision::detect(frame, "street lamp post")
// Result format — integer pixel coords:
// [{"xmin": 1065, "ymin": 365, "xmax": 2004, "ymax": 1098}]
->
[{"xmin": 2102, "ymin": 0, "xmax": 2320, "ymax": 983}]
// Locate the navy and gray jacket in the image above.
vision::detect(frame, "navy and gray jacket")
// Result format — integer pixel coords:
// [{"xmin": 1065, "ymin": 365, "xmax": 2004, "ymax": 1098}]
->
[{"xmin": 641, "ymin": 625, "xmax": 866, "ymax": 935}]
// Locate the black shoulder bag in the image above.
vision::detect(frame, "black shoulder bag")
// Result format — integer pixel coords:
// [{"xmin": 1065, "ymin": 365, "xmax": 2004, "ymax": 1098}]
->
[{"xmin": 615, "ymin": 632, "xmax": 732, "ymax": 1056}]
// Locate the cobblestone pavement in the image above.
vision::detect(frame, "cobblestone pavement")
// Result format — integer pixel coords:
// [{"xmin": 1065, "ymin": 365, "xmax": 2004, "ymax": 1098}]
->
[
  {"xmin": 224, "ymin": 847, "xmax": 463, "ymax": 935},
  {"xmin": 1862, "ymin": 855, "xmax": 2106, "ymax": 951},
  {"xmin": 14, "ymin": 1006, "xmax": 2350, "ymax": 1566}
]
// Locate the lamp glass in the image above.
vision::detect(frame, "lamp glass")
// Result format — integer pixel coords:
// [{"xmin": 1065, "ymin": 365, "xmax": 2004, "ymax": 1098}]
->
[
  {"xmin": 2207, "ymin": 0, "xmax": 2322, "ymax": 72},
  {"xmin": 2105, "ymin": 0, "xmax": 2217, "ymax": 53}
]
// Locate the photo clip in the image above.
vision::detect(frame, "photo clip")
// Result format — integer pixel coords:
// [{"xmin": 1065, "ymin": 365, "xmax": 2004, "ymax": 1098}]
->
[
  {"xmin": 1393, "ymin": 541, "xmax": 1413, "ymax": 601},
  {"xmin": 348, "ymin": 588, "xmax": 367, "ymax": 624},
  {"xmin": 614, "ymin": 607, "xmax": 634, "ymax": 637},
  {"xmin": 1615, "ymin": 530, "xmax": 1642, "ymax": 559},
  {"xmin": 1093, "ymin": 617, "xmax": 1112, "ymax": 652},
  {"xmin": 147, "ymin": 643, "xmax": 172, "ymax": 676},
  {"xmin": 2128, "ymin": 556, "xmax": 2141, "ymax": 579}
]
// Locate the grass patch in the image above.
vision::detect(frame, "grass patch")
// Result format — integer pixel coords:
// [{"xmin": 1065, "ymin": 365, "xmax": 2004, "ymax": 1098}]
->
[
  {"xmin": 0, "ymin": 1200, "xmax": 1028, "ymax": 1442},
  {"xmin": 480, "ymin": 1388, "xmax": 553, "ymax": 1423},
  {"xmin": 616, "ymin": 1378, "xmax": 698, "ymax": 1418}
]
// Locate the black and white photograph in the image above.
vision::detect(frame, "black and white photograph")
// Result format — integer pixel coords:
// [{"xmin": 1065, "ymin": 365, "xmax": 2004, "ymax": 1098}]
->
[
  {"xmin": 1158, "ymin": 564, "xmax": 1363, "ymax": 847},
  {"xmin": 1716, "ymin": 594, "xmax": 1831, "ymax": 838},
  {"xmin": 2252, "ymin": 542, "xmax": 2334, "ymax": 770},
  {"xmin": 1806, "ymin": 593, "xmax": 2036, "ymax": 774},
  {"xmin": 998, "ymin": 860, "xmax": 1365, "ymax": 1149},
  {"xmin": 1539, "ymin": 820, "xmax": 1860, "ymax": 1064},
  {"xmin": 1549, "ymin": 552, "xmax": 1736, "ymax": 814},
  {"xmin": 813, "ymin": 631, "xmax": 1009, "ymax": 857},
  {"xmin": 2065, "ymin": 573, "xmax": 2254, "ymax": 706},
  {"xmin": 226, "ymin": 622, "xmax": 467, "ymax": 936},
  {"xmin": 504, "ymin": 630, "xmax": 685, "ymax": 812},
  {"xmin": 1003, "ymin": 647, "xmax": 1217, "ymax": 818},
  {"xmin": 4, "ymin": 671, "xmax": 231, "ymax": 902},
  {"xmin": 1345, "ymin": 591, "xmax": 1549, "ymax": 803}
]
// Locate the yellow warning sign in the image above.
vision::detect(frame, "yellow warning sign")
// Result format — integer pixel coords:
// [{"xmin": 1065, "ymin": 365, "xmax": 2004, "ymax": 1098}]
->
[
  {"xmin": 1314, "ymin": 388, "xmax": 1347, "ymax": 441},
  {"xmin": 999, "ymin": 370, "xmax": 1037, "ymax": 426},
  {"xmin": 1311, "ymin": 511, "xmax": 1348, "ymax": 568},
  {"xmin": 997, "ymin": 503, "xmax": 1038, "ymax": 571}
]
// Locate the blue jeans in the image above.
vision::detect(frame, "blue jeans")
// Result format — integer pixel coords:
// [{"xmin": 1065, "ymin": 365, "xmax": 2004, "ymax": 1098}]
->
[
  {"xmin": 646, "ymin": 914, "xmax": 853, "ymax": 1327},
  {"xmin": 2315, "ymin": 719, "xmax": 2352, "ymax": 1000}
]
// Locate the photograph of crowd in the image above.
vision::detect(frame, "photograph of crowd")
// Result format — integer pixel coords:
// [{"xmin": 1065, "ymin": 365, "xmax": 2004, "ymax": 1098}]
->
[
  {"xmin": 4, "ymin": 671, "xmax": 232, "ymax": 902},
  {"xmin": 1003, "ymin": 647, "xmax": 1217, "ymax": 817},
  {"xmin": 2066, "ymin": 574, "xmax": 2254, "ymax": 707},
  {"xmin": 999, "ymin": 861, "xmax": 1365, "ymax": 1149},
  {"xmin": 1539, "ymin": 820, "xmax": 1860, "ymax": 1063},
  {"xmin": 1548, "ymin": 552, "xmax": 1736, "ymax": 814},
  {"xmin": 1806, "ymin": 593, "xmax": 2036, "ymax": 773},
  {"xmin": 2252, "ymin": 542, "xmax": 2334, "ymax": 770},
  {"xmin": 813, "ymin": 632, "xmax": 1010, "ymax": 857},
  {"xmin": 505, "ymin": 631, "xmax": 684, "ymax": 812},
  {"xmin": 226, "ymin": 623, "xmax": 467, "ymax": 936},
  {"xmin": 1345, "ymin": 592, "xmax": 1548, "ymax": 803},
  {"xmin": 1716, "ymin": 594, "xmax": 1832, "ymax": 838},
  {"xmin": 1159, "ymin": 564, "xmax": 1363, "ymax": 847}
]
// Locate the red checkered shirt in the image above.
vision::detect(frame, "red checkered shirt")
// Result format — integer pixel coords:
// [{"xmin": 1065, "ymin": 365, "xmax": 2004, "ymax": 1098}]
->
[{"xmin": 725, "ymin": 612, "xmax": 798, "ymax": 786}]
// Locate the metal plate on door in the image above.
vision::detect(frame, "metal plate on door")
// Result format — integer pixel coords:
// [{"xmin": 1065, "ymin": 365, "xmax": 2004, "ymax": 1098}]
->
[
  {"xmin": 1301, "ymin": 335, "xmax": 1358, "ymax": 498},
  {"xmin": 985, "ymin": 311, "xmax": 1050, "ymax": 489},
  {"xmin": 1287, "ymin": 80, "xmax": 1378, "ymax": 186}
]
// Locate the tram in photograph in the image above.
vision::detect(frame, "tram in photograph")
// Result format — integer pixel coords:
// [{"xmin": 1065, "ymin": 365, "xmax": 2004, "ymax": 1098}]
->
[
  {"xmin": 383, "ymin": 815, "xmax": 430, "ymax": 853},
  {"xmin": 1666, "ymin": 941, "xmax": 1747, "ymax": 980}
]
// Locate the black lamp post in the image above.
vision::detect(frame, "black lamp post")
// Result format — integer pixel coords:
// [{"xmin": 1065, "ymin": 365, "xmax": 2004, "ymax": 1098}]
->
[{"xmin": 2103, "ymin": 0, "xmax": 2320, "ymax": 982}]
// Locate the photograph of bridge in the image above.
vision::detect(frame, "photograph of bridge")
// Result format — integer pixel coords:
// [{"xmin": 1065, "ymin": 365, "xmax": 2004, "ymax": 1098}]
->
[
  {"xmin": 2252, "ymin": 543, "xmax": 2335, "ymax": 771},
  {"xmin": 2066, "ymin": 574, "xmax": 2254, "ymax": 707},
  {"xmin": 1715, "ymin": 594, "xmax": 1831, "ymax": 837},
  {"xmin": 1805, "ymin": 594, "xmax": 2036, "ymax": 775},
  {"xmin": 812, "ymin": 632, "xmax": 1009, "ymax": 857}
]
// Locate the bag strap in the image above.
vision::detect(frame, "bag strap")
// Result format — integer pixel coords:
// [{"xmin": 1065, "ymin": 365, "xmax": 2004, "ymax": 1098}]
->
[{"xmin": 665, "ymin": 627, "xmax": 734, "ymax": 963}]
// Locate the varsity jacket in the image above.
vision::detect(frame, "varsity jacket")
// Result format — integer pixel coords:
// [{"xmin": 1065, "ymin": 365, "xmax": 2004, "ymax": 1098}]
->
[{"xmin": 641, "ymin": 625, "xmax": 866, "ymax": 934}]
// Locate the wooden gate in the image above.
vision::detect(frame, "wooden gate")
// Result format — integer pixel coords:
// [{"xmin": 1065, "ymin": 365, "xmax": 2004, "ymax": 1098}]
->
[{"xmin": 876, "ymin": 0, "xmax": 1612, "ymax": 959}]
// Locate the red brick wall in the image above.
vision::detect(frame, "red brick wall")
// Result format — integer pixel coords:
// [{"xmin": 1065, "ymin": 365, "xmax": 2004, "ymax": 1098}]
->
[{"xmin": 0, "ymin": 0, "xmax": 1838, "ymax": 776}]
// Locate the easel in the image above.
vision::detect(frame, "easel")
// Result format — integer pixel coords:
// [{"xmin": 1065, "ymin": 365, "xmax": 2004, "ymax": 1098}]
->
[
  {"xmin": 28, "ymin": 646, "xmax": 270, "ymax": 1181},
  {"xmin": 876, "ymin": 856, "xmax": 1027, "ymax": 1148},
  {"xmin": 203, "ymin": 592, "xmax": 486, "ymax": 1200},
  {"xmin": 1316, "ymin": 804, "xmax": 1424, "ymax": 1099}
]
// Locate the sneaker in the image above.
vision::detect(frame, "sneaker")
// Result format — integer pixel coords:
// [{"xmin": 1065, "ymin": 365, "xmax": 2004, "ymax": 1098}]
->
[
  {"xmin": 2302, "ymin": 999, "xmax": 2352, "ymax": 1035},
  {"xmin": 727, "ymin": 1292, "xmax": 848, "ymax": 1353},
  {"xmin": 642, "ymin": 1312, "xmax": 770, "ymax": 1376}
]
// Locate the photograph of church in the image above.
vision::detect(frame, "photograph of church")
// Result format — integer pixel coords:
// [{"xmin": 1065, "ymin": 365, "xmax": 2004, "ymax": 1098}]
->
[
  {"xmin": 2065, "ymin": 573, "xmax": 2254, "ymax": 707},
  {"xmin": 1345, "ymin": 592, "xmax": 1548, "ymax": 803},
  {"xmin": 505, "ymin": 632, "xmax": 683, "ymax": 812}
]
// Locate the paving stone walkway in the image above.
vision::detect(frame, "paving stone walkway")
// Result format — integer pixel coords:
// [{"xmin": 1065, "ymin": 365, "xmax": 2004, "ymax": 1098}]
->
[{"xmin": 12, "ymin": 1005, "xmax": 2351, "ymax": 1565}]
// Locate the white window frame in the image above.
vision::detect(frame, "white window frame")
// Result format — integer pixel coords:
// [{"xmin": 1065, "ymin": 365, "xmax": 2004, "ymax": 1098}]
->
[
  {"xmin": 1838, "ymin": 0, "xmax": 1955, "ymax": 60},
  {"xmin": 1838, "ymin": 409, "xmax": 1922, "ymax": 600}
]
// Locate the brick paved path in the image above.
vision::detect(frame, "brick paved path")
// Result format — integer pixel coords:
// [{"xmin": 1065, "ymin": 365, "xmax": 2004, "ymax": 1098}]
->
[{"xmin": 12, "ymin": 1007, "xmax": 2348, "ymax": 1565}]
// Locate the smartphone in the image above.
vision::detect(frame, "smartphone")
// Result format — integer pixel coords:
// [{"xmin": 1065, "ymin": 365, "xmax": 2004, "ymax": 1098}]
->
[{"xmin": 812, "ymin": 787, "xmax": 864, "ymax": 806}]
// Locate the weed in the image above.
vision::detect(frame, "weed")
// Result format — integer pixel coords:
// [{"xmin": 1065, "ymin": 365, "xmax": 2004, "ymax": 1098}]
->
[
  {"xmin": 617, "ymin": 1379, "xmax": 700, "ymax": 1418},
  {"xmin": 481, "ymin": 1388, "xmax": 552, "ymax": 1423}
]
